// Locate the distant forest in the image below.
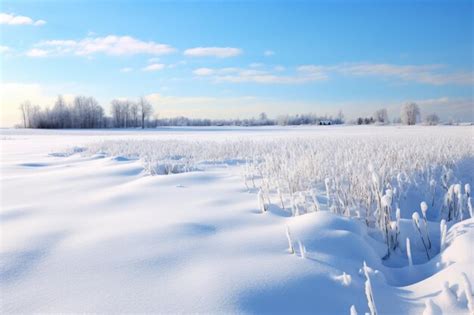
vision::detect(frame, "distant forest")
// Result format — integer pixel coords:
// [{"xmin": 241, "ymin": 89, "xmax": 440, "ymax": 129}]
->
[{"xmin": 17, "ymin": 95, "xmax": 345, "ymax": 129}]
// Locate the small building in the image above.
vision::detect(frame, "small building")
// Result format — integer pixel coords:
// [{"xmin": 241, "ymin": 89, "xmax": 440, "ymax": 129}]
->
[{"xmin": 319, "ymin": 120, "xmax": 332, "ymax": 125}]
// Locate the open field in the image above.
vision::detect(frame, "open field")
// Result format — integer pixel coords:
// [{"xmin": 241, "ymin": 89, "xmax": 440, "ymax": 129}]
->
[{"xmin": 1, "ymin": 125, "xmax": 473, "ymax": 314}]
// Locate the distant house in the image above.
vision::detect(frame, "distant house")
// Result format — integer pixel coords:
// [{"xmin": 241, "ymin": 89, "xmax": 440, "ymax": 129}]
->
[{"xmin": 319, "ymin": 120, "xmax": 332, "ymax": 125}]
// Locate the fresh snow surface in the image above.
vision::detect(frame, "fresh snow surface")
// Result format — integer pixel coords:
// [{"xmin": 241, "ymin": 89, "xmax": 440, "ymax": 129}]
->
[{"xmin": 1, "ymin": 125, "xmax": 473, "ymax": 314}]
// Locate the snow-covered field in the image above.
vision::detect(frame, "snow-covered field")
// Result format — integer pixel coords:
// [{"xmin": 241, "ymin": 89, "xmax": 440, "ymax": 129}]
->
[{"xmin": 1, "ymin": 125, "xmax": 473, "ymax": 314}]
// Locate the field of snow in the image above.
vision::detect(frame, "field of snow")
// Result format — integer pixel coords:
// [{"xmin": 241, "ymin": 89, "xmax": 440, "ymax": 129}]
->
[{"xmin": 1, "ymin": 125, "xmax": 473, "ymax": 314}]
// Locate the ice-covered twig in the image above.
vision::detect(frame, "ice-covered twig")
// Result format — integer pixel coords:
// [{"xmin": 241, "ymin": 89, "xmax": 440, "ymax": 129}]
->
[
  {"xmin": 412, "ymin": 212, "xmax": 430, "ymax": 260},
  {"xmin": 285, "ymin": 225, "xmax": 294, "ymax": 254},
  {"xmin": 363, "ymin": 261, "xmax": 378, "ymax": 315},
  {"xmin": 420, "ymin": 202, "xmax": 432, "ymax": 249},
  {"xmin": 440, "ymin": 219, "xmax": 447, "ymax": 252},
  {"xmin": 406, "ymin": 237, "xmax": 413, "ymax": 267},
  {"xmin": 460, "ymin": 272, "xmax": 474, "ymax": 314}
]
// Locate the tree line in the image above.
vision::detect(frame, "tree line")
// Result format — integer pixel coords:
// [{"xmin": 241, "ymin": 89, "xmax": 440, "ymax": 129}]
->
[
  {"xmin": 18, "ymin": 96, "xmax": 440, "ymax": 129},
  {"xmin": 17, "ymin": 96, "xmax": 346, "ymax": 128}
]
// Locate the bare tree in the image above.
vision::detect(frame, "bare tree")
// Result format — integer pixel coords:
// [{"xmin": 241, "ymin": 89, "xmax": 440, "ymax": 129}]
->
[
  {"xmin": 336, "ymin": 110, "xmax": 345, "ymax": 124},
  {"xmin": 138, "ymin": 97, "xmax": 153, "ymax": 129},
  {"xmin": 424, "ymin": 113, "xmax": 440, "ymax": 125},
  {"xmin": 110, "ymin": 99, "xmax": 133, "ymax": 128},
  {"xmin": 110, "ymin": 99, "xmax": 123, "ymax": 128},
  {"xmin": 19, "ymin": 101, "xmax": 31, "ymax": 128},
  {"xmin": 373, "ymin": 108, "xmax": 389, "ymax": 124},
  {"xmin": 28, "ymin": 105, "xmax": 41, "ymax": 128},
  {"xmin": 401, "ymin": 103, "xmax": 420, "ymax": 125},
  {"xmin": 130, "ymin": 102, "xmax": 139, "ymax": 128},
  {"xmin": 52, "ymin": 95, "xmax": 69, "ymax": 128}
]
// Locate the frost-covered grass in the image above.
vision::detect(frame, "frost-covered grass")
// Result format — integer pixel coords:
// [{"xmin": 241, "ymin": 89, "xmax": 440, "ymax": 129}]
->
[
  {"xmin": 85, "ymin": 129, "xmax": 472, "ymax": 219},
  {"xmin": 83, "ymin": 128, "xmax": 473, "ymax": 263},
  {"xmin": 86, "ymin": 132, "xmax": 471, "ymax": 250}
]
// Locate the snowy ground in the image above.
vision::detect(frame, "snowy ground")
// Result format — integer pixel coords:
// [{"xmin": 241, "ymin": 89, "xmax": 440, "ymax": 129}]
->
[{"xmin": 1, "ymin": 126, "xmax": 473, "ymax": 314}]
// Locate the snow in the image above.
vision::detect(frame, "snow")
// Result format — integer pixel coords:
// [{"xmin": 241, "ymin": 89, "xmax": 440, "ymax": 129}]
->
[{"xmin": 1, "ymin": 125, "xmax": 473, "ymax": 314}]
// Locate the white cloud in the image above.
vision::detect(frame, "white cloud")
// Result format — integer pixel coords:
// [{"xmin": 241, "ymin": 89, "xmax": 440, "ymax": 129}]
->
[
  {"xmin": 34, "ymin": 20, "xmax": 46, "ymax": 26},
  {"xmin": 194, "ymin": 62, "xmax": 472, "ymax": 86},
  {"xmin": 142, "ymin": 63, "xmax": 165, "ymax": 72},
  {"xmin": 193, "ymin": 68, "xmax": 215, "ymax": 76},
  {"xmin": 264, "ymin": 50, "xmax": 275, "ymax": 56},
  {"xmin": 184, "ymin": 47, "xmax": 242, "ymax": 58},
  {"xmin": 302, "ymin": 63, "xmax": 474, "ymax": 86},
  {"xmin": 297, "ymin": 65, "xmax": 326, "ymax": 73},
  {"xmin": 148, "ymin": 57, "xmax": 160, "ymax": 63},
  {"xmin": 0, "ymin": 13, "xmax": 46, "ymax": 26},
  {"xmin": 194, "ymin": 65, "xmax": 327, "ymax": 84},
  {"xmin": 25, "ymin": 48, "xmax": 49, "ymax": 57},
  {"xmin": 249, "ymin": 63, "xmax": 264, "ymax": 68},
  {"xmin": 29, "ymin": 35, "xmax": 176, "ymax": 57},
  {"xmin": 0, "ymin": 45, "xmax": 11, "ymax": 54},
  {"xmin": 120, "ymin": 67, "xmax": 133, "ymax": 73}
]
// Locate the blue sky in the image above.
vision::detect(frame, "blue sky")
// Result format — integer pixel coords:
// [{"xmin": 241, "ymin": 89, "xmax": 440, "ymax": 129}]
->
[{"xmin": 1, "ymin": 0, "xmax": 472, "ymax": 126}]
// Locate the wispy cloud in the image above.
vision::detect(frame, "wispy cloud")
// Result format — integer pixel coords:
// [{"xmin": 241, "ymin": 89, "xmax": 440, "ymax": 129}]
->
[
  {"xmin": 0, "ymin": 45, "xmax": 11, "ymax": 54},
  {"xmin": 27, "ymin": 35, "xmax": 175, "ymax": 57},
  {"xmin": 193, "ymin": 62, "xmax": 471, "ymax": 86},
  {"xmin": 184, "ymin": 47, "xmax": 242, "ymax": 58},
  {"xmin": 297, "ymin": 63, "xmax": 473, "ymax": 86},
  {"xmin": 120, "ymin": 67, "xmax": 133, "ymax": 73},
  {"xmin": 0, "ymin": 13, "xmax": 46, "ymax": 26},
  {"xmin": 413, "ymin": 97, "xmax": 474, "ymax": 119},
  {"xmin": 25, "ymin": 48, "xmax": 49, "ymax": 57},
  {"xmin": 142, "ymin": 63, "xmax": 165, "ymax": 72},
  {"xmin": 193, "ymin": 68, "xmax": 215, "ymax": 76},
  {"xmin": 249, "ymin": 63, "xmax": 264, "ymax": 68},
  {"xmin": 264, "ymin": 50, "xmax": 275, "ymax": 56},
  {"xmin": 193, "ymin": 65, "xmax": 327, "ymax": 84},
  {"xmin": 332, "ymin": 63, "xmax": 473, "ymax": 85}
]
